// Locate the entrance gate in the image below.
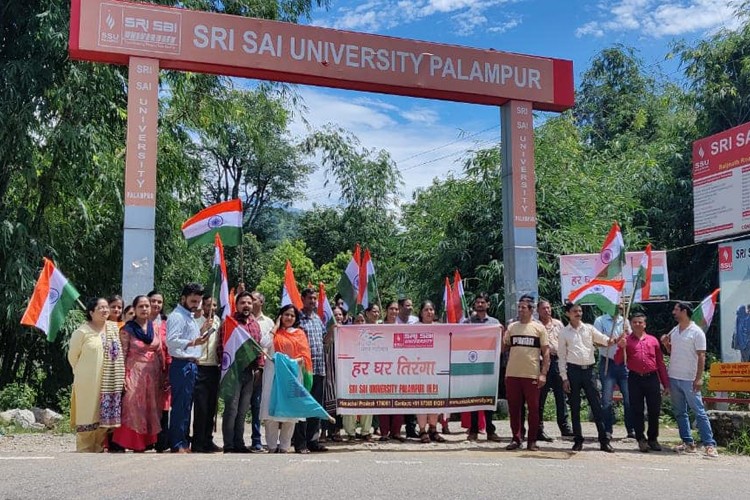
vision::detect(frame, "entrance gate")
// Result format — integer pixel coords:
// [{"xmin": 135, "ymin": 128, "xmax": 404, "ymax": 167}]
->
[{"xmin": 69, "ymin": 0, "xmax": 574, "ymax": 317}]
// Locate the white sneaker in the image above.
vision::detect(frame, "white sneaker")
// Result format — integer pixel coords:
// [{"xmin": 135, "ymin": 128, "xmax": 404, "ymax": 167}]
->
[
  {"xmin": 673, "ymin": 442, "xmax": 697, "ymax": 454},
  {"xmin": 704, "ymin": 446, "xmax": 719, "ymax": 458}
]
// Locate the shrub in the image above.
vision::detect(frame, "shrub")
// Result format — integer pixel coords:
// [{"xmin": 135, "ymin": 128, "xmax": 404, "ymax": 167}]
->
[{"xmin": 0, "ymin": 383, "xmax": 37, "ymax": 410}]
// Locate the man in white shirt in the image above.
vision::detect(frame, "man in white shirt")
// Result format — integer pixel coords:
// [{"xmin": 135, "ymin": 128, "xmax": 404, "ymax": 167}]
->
[
  {"xmin": 661, "ymin": 301, "xmax": 718, "ymax": 458},
  {"xmin": 558, "ymin": 302, "xmax": 617, "ymax": 453},
  {"xmin": 166, "ymin": 282, "xmax": 211, "ymax": 453}
]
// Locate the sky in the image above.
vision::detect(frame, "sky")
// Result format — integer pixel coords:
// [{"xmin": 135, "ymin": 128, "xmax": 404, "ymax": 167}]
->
[{"xmin": 270, "ymin": 0, "xmax": 743, "ymax": 209}]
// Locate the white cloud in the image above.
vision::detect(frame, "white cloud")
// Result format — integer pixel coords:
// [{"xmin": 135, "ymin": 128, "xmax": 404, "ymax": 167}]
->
[
  {"xmin": 576, "ymin": 0, "xmax": 741, "ymax": 38},
  {"xmin": 288, "ymin": 87, "xmax": 498, "ymax": 209},
  {"xmin": 319, "ymin": 0, "xmax": 522, "ymax": 37}
]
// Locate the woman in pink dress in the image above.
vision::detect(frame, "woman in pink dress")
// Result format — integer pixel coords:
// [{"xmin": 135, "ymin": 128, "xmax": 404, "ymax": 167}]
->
[{"xmin": 112, "ymin": 295, "xmax": 165, "ymax": 451}]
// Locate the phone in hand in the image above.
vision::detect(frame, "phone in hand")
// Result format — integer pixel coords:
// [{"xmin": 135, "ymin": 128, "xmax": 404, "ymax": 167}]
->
[{"xmin": 202, "ymin": 326, "xmax": 216, "ymax": 339}]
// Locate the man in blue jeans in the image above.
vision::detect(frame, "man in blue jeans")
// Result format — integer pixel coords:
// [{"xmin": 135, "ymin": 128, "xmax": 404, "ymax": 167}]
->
[
  {"xmin": 166, "ymin": 283, "xmax": 211, "ymax": 453},
  {"xmin": 595, "ymin": 305, "xmax": 635, "ymax": 440},
  {"xmin": 661, "ymin": 301, "xmax": 718, "ymax": 458}
]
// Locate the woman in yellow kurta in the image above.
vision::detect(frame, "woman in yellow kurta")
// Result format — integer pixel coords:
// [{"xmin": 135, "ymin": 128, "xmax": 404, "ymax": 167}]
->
[{"xmin": 68, "ymin": 297, "xmax": 125, "ymax": 452}]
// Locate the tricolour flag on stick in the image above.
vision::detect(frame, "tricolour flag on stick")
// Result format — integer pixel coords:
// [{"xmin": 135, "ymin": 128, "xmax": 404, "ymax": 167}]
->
[
  {"xmin": 568, "ymin": 279, "xmax": 626, "ymax": 316},
  {"xmin": 269, "ymin": 352, "xmax": 331, "ymax": 421},
  {"xmin": 317, "ymin": 282, "xmax": 335, "ymax": 328},
  {"xmin": 357, "ymin": 248, "xmax": 378, "ymax": 309},
  {"xmin": 443, "ymin": 277, "xmax": 457, "ymax": 323},
  {"xmin": 633, "ymin": 243, "xmax": 652, "ymax": 302},
  {"xmin": 450, "ymin": 331, "xmax": 497, "ymax": 376},
  {"xmin": 181, "ymin": 199, "xmax": 243, "ymax": 247},
  {"xmin": 337, "ymin": 244, "xmax": 361, "ymax": 312},
  {"xmin": 219, "ymin": 315, "xmax": 261, "ymax": 400},
  {"xmin": 280, "ymin": 260, "xmax": 303, "ymax": 310},
  {"xmin": 692, "ymin": 288, "xmax": 720, "ymax": 333},
  {"xmin": 210, "ymin": 233, "xmax": 233, "ymax": 320},
  {"xmin": 595, "ymin": 222, "xmax": 626, "ymax": 279},
  {"xmin": 452, "ymin": 269, "xmax": 468, "ymax": 322},
  {"xmin": 21, "ymin": 258, "xmax": 81, "ymax": 342}
]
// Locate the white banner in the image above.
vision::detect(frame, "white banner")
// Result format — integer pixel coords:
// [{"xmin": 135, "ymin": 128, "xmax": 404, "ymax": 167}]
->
[{"xmin": 560, "ymin": 251, "xmax": 670, "ymax": 304}]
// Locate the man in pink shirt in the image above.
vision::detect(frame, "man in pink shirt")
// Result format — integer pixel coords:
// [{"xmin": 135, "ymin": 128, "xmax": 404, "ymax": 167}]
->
[{"xmin": 614, "ymin": 312, "xmax": 669, "ymax": 452}]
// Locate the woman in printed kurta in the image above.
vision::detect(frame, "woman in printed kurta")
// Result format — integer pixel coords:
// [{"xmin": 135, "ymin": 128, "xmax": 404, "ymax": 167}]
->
[
  {"xmin": 112, "ymin": 295, "xmax": 165, "ymax": 451},
  {"xmin": 68, "ymin": 297, "xmax": 125, "ymax": 452},
  {"xmin": 260, "ymin": 305, "xmax": 313, "ymax": 453}
]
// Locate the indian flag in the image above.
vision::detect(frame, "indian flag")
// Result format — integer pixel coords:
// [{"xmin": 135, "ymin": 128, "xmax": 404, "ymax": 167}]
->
[
  {"xmin": 443, "ymin": 277, "xmax": 457, "ymax": 323},
  {"xmin": 210, "ymin": 233, "xmax": 233, "ymax": 320},
  {"xmin": 181, "ymin": 199, "xmax": 243, "ymax": 247},
  {"xmin": 449, "ymin": 327, "xmax": 501, "ymax": 400},
  {"xmin": 336, "ymin": 244, "xmax": 360, "ymax": 312},
  {"xmin": 317, "ymin": 282, "xmax": 335, "ymax": 328},
  {"xmin": 20, "ymin": 258, "xmax": 80, "ymax": 342},
  {"xmin": 280, "ymin": 260, "xmax": 303, "ymax": 310},
  {"xmin": 595, "ymin": 222, "xmax": 626, "ymax": 279},
  {"xmin": 450, "ymin": 332, "xmax": 498, "ymax": 376},
  {"xmin": 452, "ymin": 269, "xmax": 467, "ymax": 322},
  {"xmin": 692, "ymin": 288, "xmax": 720, "ymax": 333},
  {"xmin": 568, "ymin": 279, "xmax": 625, "ymax": 316},
  {"xmin": 633, "ymin": 243, "xmax": 652, "ymax": 302},
  {"xmin": 357, "ymin": 248, "xmax": 377, "ymax": 309},
  {"xmin": 219, "ymin": 315, "xmax": 261, "ymax": 400}
]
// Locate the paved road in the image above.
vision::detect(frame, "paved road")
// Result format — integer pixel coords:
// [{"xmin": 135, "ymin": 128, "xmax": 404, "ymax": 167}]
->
[{"xmin": 2, "ymin": 423, "xmax": 748, "ymax": 500}]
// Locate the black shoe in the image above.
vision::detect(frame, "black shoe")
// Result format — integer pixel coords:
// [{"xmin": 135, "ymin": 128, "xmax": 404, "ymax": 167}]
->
[
  {"xmin": 207, "ymin": 443, "xmax": 222, "ymax": 453},
  {"xmin": 309, "ymin": 444, "xmax": 329, "ymax": 452},
  {"xmin": 560, "ymin": 426, "xmax": 575, "ymax": 437},
  {"xmin": 572, "ymin": 442, "xmax": 583, "ymax": 452},
  {"xmin": 406, "ymin": 430, "xmax": 420, "ymax": 439},
  {"xmin": 537, "ymin": 431, "xmax": 554, "ymax": 443},
  {"xmin": 626, "ymin": 431, "xmax": 637, "ymax": 440},
  {"xmin": 505, "ymin": 441, "xmax": 521, "ymax": 451},
  {"xmin": 600, "ymin": 442, "xmax": 614, "ymax": 453},
  {"xmin": 648, "ymin": 440, "xmax": 662, "ymax": 452},
  {"xmin": 638, "ymin": 439, "xmax": 650, "ymax": 452}
]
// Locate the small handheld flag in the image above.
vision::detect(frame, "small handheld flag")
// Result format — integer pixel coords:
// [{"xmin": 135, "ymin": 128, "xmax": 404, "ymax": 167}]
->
[
  {"xmin": 20, "ymin": 258, "xmax": 81, "ymax": 342},
  {"xmin": 692, "ymin": 289, "xmax": 720, "ymax": 333}
]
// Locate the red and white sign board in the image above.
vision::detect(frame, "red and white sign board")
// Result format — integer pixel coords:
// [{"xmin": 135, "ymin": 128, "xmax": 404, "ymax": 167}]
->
[
  {"xmin": 692, "ymin": 122, "xmax": 750, "ymax": 242},
  {"xmin": 69, "ymin": 0, "xmax": 574, "ymax": 110}
]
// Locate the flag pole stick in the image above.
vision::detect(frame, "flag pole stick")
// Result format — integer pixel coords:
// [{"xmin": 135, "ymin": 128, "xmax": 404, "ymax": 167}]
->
[
  {"xmin": 604, "ymin": 308, "xmax": 619, "ymax": 377},
  {"xmin": 239, "ymin": 229, "xmax": 245, "ymax": 284}
]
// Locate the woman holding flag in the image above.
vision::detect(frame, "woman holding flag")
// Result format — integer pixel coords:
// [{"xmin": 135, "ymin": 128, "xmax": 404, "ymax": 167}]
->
[{"xmin": 260, "ymin": 305, "xmax": 313, "ymax": 453}]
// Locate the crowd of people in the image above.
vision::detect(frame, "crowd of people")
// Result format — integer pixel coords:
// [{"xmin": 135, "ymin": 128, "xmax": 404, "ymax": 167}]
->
[{"xmin": 67, "ymin": 284, "xmax": 719, "ymax": 458}]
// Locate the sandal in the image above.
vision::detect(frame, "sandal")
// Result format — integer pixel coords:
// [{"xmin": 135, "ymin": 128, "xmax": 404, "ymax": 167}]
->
[
  {"xmin": 331, "ymin": 434, "xmax": 343, "ymax": 442},
  {"xmin": 379, "ymin": 436, "xmax": 390, "ymax": 442},
  {"xmin": 391, "ymin": 434, "xmax": 406, "ymax": 443},
  {"xmin": 419, "ymin": 431, "xmax": 431, "ymax": 443},
  {"xmin": 430, "ymin": 432, "xmax": 446, "ymax": 443}
]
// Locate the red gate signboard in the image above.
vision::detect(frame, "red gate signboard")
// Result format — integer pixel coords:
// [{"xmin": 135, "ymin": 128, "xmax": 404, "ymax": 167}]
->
[
  {"xmin": 70, "ymin": 0, "xmax": 573, "ymax": 109},
  {"xmin": 68, "ymin": 0, "xmax": 574, "ymax": 312}
]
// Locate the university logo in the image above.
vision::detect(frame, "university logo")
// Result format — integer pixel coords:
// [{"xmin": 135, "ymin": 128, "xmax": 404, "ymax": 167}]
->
[{"xmin": 719, "ymin": 246, "xmax": 733, "ymax": 272}]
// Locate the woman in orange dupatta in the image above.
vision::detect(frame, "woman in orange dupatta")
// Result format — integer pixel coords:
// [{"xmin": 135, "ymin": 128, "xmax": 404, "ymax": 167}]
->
[{"xmin": 260, "ymin": 304, "xmax": 313, "ymax": 453}]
